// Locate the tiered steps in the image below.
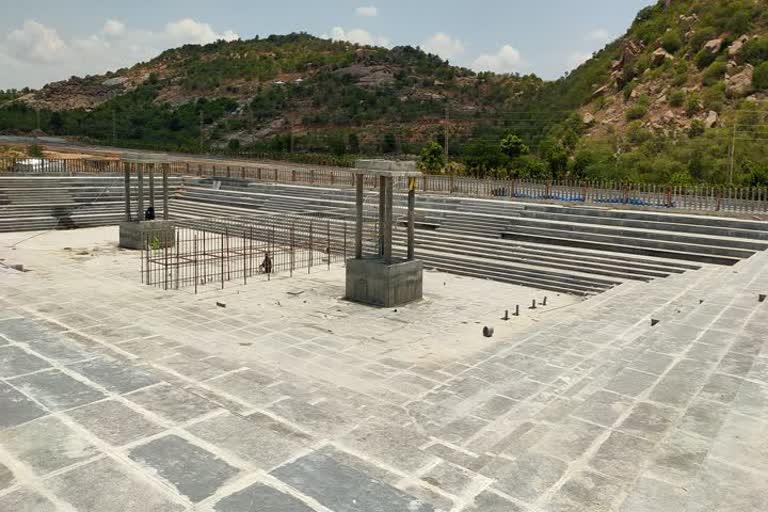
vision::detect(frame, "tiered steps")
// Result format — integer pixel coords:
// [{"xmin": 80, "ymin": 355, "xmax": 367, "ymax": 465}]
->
[{"xmin": 3, "ymin": 175, "xmax": 767, "ymax": 296}]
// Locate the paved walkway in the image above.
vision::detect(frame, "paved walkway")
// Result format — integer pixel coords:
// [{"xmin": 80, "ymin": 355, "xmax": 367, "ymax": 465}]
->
[{"xmin": 0, "ymin": 227, "xmax": 767, "ymax": 511}]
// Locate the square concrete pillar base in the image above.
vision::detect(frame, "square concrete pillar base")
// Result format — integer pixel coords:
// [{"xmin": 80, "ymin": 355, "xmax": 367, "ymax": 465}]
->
[
  {"xmin": 345, "ymin": 257, "xmax": 423, "ymax": 307},
  {"xmin": 119, "ymin": 221, "xmax": 175, "ymax": 250}
]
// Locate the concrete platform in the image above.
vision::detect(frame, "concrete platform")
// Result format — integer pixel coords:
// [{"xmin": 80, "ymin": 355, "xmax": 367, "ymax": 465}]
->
[
  {"xmin": 346, "ymin": 257, "xmax": 423, "ymax": 307},
  {"xmin": 0, "ymin": 226, "xmax": 767, "ymax": 512}
]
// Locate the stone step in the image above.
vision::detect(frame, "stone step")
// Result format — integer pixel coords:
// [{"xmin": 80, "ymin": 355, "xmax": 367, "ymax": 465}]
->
[{"xmin": 501, "ymin": 230, "xmax": 743, "ymax": 265}]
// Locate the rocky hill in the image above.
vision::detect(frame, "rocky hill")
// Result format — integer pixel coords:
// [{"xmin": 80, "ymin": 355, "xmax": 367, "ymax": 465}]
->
[
  {"xmin": 3, "ymin": 33, "xmax": 544, "ymax": 156},
  {"xmin": 576, "ymin": 0, "xmax": 768, "ymax": 137}
]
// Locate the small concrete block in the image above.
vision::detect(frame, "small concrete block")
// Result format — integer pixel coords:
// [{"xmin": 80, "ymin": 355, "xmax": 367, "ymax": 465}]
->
[
  {"xmin": 589, "ymin": 431, "xmax": 655, "ymax": 481},
  {"xmin": 214, "ymin": 482, "xmax": 315, "ymax": 512},
  {"xmin": 484, "ymin": 452, "xmax": 567, "ymax": 502},
  {"xmin": 9, "ymin": 369, "xmax": 106, "ymax": 411},
  {"xmin": 463, "ymin": 490, "xmax": 526, "ymax": 512},
  {"xmin": 47, "ymin": 456, "xmax": 185, "ymax": 512},
  {"xmin": 0, "ymin": 381, "xmax": 47, "ymax": 429},
  {"xmin": 617, "ymin": 402, "xmax": 678, "ymax": 442},
  {"xmin": 0, "ymin": 487, "xmax": 56, "ymax": 512},
  {"xmin": 68, "ymin": 356, "xmax": 159, "ymax": 394},
  {"xmin": 0, "ymin": 416, "xmax": 100, "ymax": 475},
  {"xmin": 0, "ymin": 346, "xmax": 51, "ymax": 378},
  {"xmin": 129, "ymin": 434, "xmax": 240, "ymax": 503},
  {"xmin": 66, "ymin": 399, "xmax": 164, "ymax": 446},
  {"xmin": 271, "ymin": 450, "xmax": 434, "ymax": 512},
  {"xmin": 125, "ymin": 382, "xmax": 221, "ymax": 423},
  {"xmin": 546, "ymin": 470, "xmax": 624, "ymax": 512},
  {"xmin": 187, "ymin": 412, "xmax": 313, "ymax": 470},
  {"xmin": 0, "ymin": 460, "xmax": 13, "ymax": 490}
]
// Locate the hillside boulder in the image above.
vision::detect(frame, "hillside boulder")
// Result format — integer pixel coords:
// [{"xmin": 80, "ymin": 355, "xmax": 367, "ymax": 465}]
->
[
  {"xmin": 728, "ymin": 35, "xmax": 750, "ymax": 58},
  {"xmin": 727, "ymin": 64, "xmax": 754, "ymax": 96},
  {"xmin": 704, "ymin": 110, "xmax": 719, "ymax": 128},
  {"xmin": 652, "ymin": 48, "xmax": 674, "ymax": 67},
  {"xmin": 582, "ymin": 112, "xmax": 595, "ymax": 126},
  {"xmin": 703, "ymin": 38, "xmax": 724, "ymax": 54}
]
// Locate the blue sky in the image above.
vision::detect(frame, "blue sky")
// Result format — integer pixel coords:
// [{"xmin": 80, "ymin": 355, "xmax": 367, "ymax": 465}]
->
[{"xmin": 0, "ymin": 0, "xmax": 654, "ymax": 89}]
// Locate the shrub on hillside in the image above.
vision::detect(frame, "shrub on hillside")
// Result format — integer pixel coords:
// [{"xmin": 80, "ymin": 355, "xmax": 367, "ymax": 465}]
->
[
  {"xmin": 695, "ymin": 49, "xmax": 717, "ymax": 70},
  {"xmin": 661, "ymin": 31, "xmax": 684, "ymax": 54},
  {"xmin": 626, "ymin": 103, "xmax": 649, "ymax": 121},
  {"xmin": 685, "ymin": 93, "xmax": 702, "ymax": 117},
  {"xmin": 702, "ymin": 60, "xmax": 727, "ymax": 86},
  {"xmin": 703, "ymin": 84, "xmax": 727, "ymax": 112},
  {"xmin": 688, "ymin": 119, "xmax": 706, "ymax": 137},
  {"xmin": 669, "ymin": 90, "xmax": 685, "ymax": 107},
  {"xmin": 753, "ymin": 62, "xmax": 768, "ymax": 90},
  {"xmin": 742, "ymin": 36, "xmax": 768, "ymax": 65}
]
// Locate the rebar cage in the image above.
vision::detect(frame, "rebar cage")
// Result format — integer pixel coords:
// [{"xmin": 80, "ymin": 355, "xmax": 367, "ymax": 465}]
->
[{"xmin": 139, "ymin": 212, "xmax": 380, "ymax": 293}]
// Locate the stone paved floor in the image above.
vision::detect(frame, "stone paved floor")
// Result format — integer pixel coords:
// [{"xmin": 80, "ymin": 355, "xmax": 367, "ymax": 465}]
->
[{"xmin": 0, "ymin": 226, "xmax": 767, "ymax": 512}]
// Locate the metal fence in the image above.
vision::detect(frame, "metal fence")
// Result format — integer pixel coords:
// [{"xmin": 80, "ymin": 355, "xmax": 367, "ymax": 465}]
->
[
  {"xmin": 3, "ymin": 157, "xmax": 768, "ymax": 214},
  {"xmin": 140, "ymin": 213, "xmax": 379, "ymax": 293}
]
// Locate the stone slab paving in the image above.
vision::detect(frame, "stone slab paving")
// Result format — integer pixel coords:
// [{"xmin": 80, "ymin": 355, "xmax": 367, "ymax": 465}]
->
[{"xmin": 0, "ymin": 226, "xmax": 766, "ymax": 511}]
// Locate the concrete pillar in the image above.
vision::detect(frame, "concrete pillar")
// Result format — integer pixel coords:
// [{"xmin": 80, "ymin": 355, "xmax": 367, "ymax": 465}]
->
[
  {"xmin": 378, "ymin": 175, "xmax": 386, "ymax": 256},
  {"xmin": 123, "ymin": 162, "xmax": 131, "ymax": 222},
  {"xmin": 162, "ymin": 164, "xmax": 169, "ymax": 220},
  {"xmin": 407, "ymin": 177, "xmax": 415, "ymax": 260},
  {"xmin": 148, "ymin": 163, "xmax": 155, "ymax": 209},
  {"xmin": 355, "ymin": 173, "xmax": 363, "ymax": 259},
  {"xmin": 137, "ymin": 163, "xmax": 144, "ymax": 221},
  {"xmin": 383, "ymin": 177, "xmax": 393, "ymax": 264}
]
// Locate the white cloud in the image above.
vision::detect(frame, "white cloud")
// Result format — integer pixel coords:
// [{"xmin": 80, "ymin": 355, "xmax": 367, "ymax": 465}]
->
[
  {"xmin": 0, "ymin": 18, "xmax": 240, "ymax": 89},
  {"xmin": 164, "ymin": 18, "xmax": 239, "ymax": 45},
  {"xmin": 568, "ymin": 51, "xmax": 593, "ymax": 68},
  {"xmin": 422, "ymin": 33, "xmax": 464, "ymax": 60},
  {"xmin": 586, "ymin": 28, "xmax": 612, "ymax": 44},
  {"xmin": 472, "ymin": 45, "xmax": 524, "ymax": 74},
  {"xmin": 102, "ymin": 19, "xmax": 126, "ymax": 37},
  {"xmin": 329, "ymin": 27, "xmax": 389, "ymax": 47},
  {"xmin": 6, "ymin": 20, "xmax": 67, "ymax": 63},
  {"xmin": 355, "ymin": 6, "xmax": 378, "ymax": 17}
]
